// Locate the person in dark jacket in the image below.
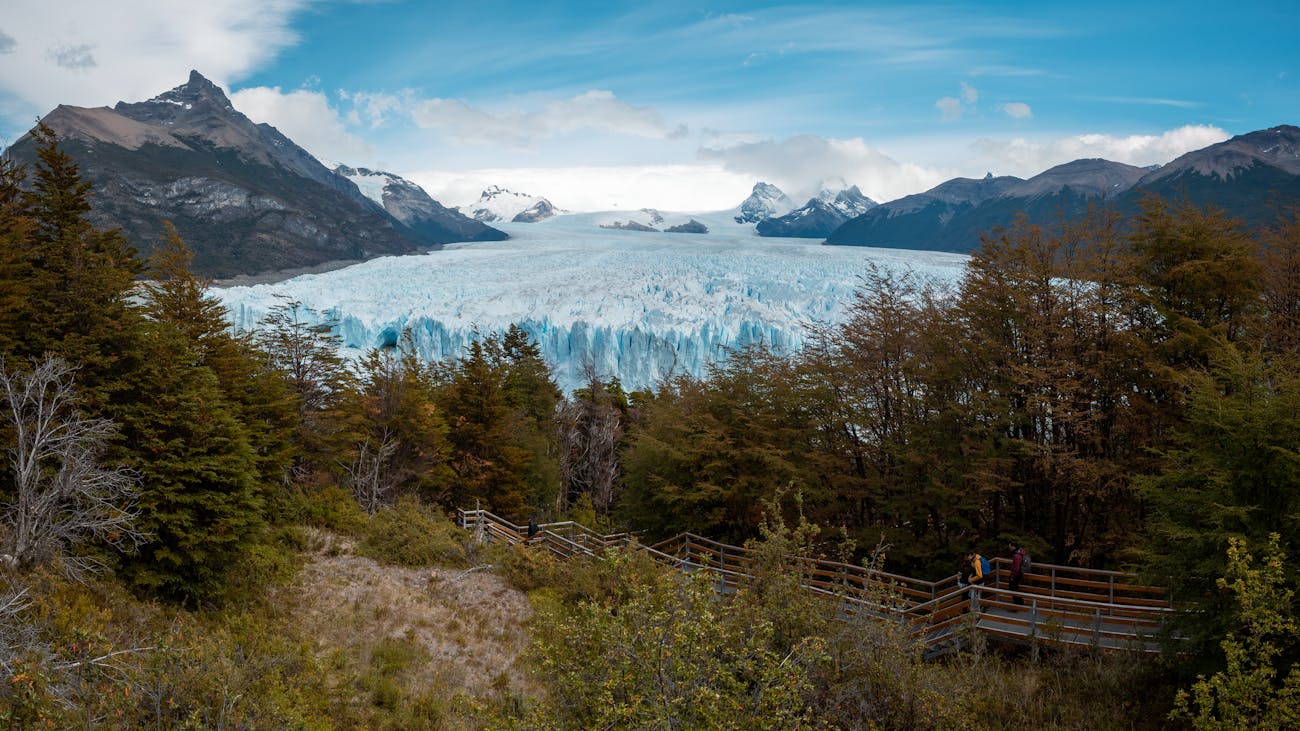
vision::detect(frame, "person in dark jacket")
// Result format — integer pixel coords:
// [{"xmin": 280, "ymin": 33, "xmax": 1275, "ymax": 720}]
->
[
  {"xmin": 527, "ymin": 517, "xmax": 539, "ymax": 541},
  {"xmin": 1008, "ymin": 542, "xmax": 1027, "ymax": 606}
]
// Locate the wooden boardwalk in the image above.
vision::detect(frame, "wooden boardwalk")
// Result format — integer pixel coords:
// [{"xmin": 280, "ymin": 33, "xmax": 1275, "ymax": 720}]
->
[{"xmin": 458, "ymin": 509, "xmax": 1176, "ymax": 656}]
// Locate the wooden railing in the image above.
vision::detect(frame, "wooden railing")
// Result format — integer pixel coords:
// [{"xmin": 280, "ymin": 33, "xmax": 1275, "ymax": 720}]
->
[{"xmin": 457, "ymin": 509, "xmax": 1176, "ymax": 655}]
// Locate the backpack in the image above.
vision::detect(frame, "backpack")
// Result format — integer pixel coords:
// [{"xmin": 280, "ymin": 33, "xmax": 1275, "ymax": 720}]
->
[
  {"xmin": 1018, "ymin": 549, "xmax": 1032, "ymax": 575},
  {"xmin": 978, "ymin": 555, "xmax": 991, "ymax": 578}
]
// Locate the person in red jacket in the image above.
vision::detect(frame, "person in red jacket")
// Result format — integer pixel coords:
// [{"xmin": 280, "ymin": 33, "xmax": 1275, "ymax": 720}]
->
[{"xmin": 1008, "ymin": 542, "xmax": 1028, "ymax": 606}]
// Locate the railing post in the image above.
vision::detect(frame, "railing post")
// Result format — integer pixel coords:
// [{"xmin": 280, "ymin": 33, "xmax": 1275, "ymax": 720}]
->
[
  {"xmin": 1029, "ymin": 598, "xmax": 1038, "ymax": 639},
  {"xmin": 718, "ymin": 545, "xmax": 727, "ymax": 591},
  {"xmin": 1050, "ymin": 567, "xmax": 1057, "ymax": 599},
  {"xmin": 1109, "ymin": 575, "xmax": 1115, "ymax": 604},
  {"xmin": 1093, "ymin": 607, "xmax": 1103, "ymax": 647}
]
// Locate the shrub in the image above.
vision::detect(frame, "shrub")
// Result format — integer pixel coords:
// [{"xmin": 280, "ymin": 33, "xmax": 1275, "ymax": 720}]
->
[{"xmin": 357, "ymin": 497, "xmax": 470, "ymax": 568}]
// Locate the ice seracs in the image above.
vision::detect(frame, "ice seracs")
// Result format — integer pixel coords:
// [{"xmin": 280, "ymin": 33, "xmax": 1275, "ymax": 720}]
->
[{"xmin": 213, "ymin": 215, "xmax": 967, "ymax": 392}]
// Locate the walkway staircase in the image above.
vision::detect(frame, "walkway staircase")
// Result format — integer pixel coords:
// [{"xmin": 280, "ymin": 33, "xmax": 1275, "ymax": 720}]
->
[{"xmin": 458, "ymin": 509, "xmax": 1175, "ymax": 656}]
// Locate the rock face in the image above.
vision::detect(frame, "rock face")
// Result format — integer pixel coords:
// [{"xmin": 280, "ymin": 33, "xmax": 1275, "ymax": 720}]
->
[
  {"xmin": 333, "ymin": 165, "xmax": 505, "ymax": 244},
  {"xmin": 756, "ymin": 185, "xmax": 877, "ymax": 238},
  {"xmin": 827, "ymin": 126, "xmax": 1300, "ymax": 253},
  {"xmin": 734, "ymin": 182, "xmax": 795, "ymax": 224},
  {"xmin": 665, "ymin": 219, "xmax": 708, "ymax": 234},
  {"xmin": 599, "ymin": 220, "xmax": 659, "ymax": 232},
  {"xmin": 1, "ymin": 70, "xmax": 482, "ymax": 278}
]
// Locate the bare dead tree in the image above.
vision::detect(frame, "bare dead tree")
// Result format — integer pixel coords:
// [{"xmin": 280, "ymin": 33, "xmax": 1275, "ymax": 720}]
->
[
  {"xmin": 343, "ymin": 429, "xmax": 402, "ymax": 515},
  {"xmin": 0, "ymin": 356, "xmax": 143, "ymax": 577},
  {"xmin": 554, "ymin": 362, "xmax": 624, "ymax": 514}
]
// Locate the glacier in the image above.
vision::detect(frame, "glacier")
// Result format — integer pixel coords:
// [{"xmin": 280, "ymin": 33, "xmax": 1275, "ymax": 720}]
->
[{"xmin": 212, "ymin": 212, "xmax": 968, "ymax": 392}]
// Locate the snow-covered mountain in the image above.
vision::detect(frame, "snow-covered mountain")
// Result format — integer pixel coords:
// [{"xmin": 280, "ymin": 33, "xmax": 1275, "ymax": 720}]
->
[
  {"xmin": 213, "ymin": 217, "xmax": 967, "ymax": 392},
  {"xmin": 734, "ymin": 182, "xmax": 795, "ymax": 224},
  {"xmin": 333, "ymin": 165, "xmax": 506, "ymax": 243},
  {"xmin": 757, "ymin": 185, "xmax": 877, "ymax": 238},
  {"xmin": 460, "ymin": 185, "xmax": 562, "ymax": 223}
]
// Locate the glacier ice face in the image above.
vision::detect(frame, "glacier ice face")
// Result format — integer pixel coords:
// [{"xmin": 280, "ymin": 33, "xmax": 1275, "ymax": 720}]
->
[{"xmin": 212, "ymin": 215, "xmax": 968, "ymax": 392}]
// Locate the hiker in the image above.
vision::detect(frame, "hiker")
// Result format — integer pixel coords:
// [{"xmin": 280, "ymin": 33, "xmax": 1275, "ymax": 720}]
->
[
  {"xmin": 958, "ymin": 550, "xmax": 988, "ymax": 588},
  {"xmin": 527, "ymin": 517, "xmax": 539, "ymax": 541},
  {"xmin": 1008, "ymin": 542, "xmax": 1029, "ymax": 606}
]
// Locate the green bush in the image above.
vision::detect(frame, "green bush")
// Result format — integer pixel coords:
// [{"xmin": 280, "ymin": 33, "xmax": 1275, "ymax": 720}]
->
[
  {"xmin": 357, "ymin": 497, "xmax": 470, "ymax": 568},
  {"xmin": 274, "ymin": 484, "xmax": 369, "ymax": 534}
]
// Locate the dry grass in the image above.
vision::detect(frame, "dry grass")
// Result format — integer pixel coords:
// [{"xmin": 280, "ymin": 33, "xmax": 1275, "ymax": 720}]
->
[{"xmin": 275, "ymin": 528, "xmax": 539, "ymax": 721}]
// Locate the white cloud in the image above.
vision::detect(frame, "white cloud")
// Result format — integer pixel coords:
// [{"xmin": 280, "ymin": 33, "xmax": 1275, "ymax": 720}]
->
[
  {"xmin": 406, "ymin": 164, "xmax": 755, "ymax": 212},
  {"xmin": 698, "ymin": 135, "xmax": 953, "ymax": 203},
  {"xmin": 937, "ymin": 82, "xmax": 978, "ymax": 121},
  {"xmin": 408, "ymin": 90, "xmax": 687, "ymax": 148},
  {"xmin": 1002, "ymin": 102, "xmax": 1032, "ymax": 119},
  {"xmin": 935, "ymin": 96, "xmax": 964, "ymax": 121},
  {"xmin": 229, "ymin": 86, "xmax": 373, "ymax": 164},
  {"xmin": 967, "ymin": 124, "xmax": 1230, "ymax": 176},
  {"xmin": 0, "ymin": 0, "xmax": 306, "ymax": 125}
]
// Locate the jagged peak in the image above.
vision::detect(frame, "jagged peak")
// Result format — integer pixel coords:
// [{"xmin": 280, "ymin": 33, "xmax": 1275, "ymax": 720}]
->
[{"xmin": 140, "ymin": 70, "xmax": 233, "ymax": 112}]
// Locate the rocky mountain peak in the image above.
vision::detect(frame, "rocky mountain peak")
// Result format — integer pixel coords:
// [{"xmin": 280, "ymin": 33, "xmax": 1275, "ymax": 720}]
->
[
  {"xmin": 734, "ymin": 181, "xmax": 794, "ymax": 223},
  {"xmin": 119, "ymin": 69, "xmax": 238, "ymax": 122}
]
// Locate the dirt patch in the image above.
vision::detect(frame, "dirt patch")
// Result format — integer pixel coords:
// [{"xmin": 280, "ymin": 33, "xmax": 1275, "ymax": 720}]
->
[{"xmin": 281, "ymin": 529, "xmax": 537, "ymax": 700}]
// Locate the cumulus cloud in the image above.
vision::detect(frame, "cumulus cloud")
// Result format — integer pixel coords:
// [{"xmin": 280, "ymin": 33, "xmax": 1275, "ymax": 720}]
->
[
  {"xmin": 937, "ymin": 82, "xmax": 978, "ymax": 121},
  {"xmin": 967, "ymin": 124, "xmax": 1230, "ymax": 177},
  {"xmin": 1002, "ymin": 102, "xmax": 1032, "ymax": 119},
  {"xmin": 936, "ymin": 96, "xmax": 964, "ymax": 121},
  {"xmin": 698, "ymin": 135, "xmax": 953, "ymax": 203},
  {"xmin": 229, "ymin": 86, "xmax": 373, "ymax": 164},
  {"xmin": 408, "ymin": 90, "xmax": 688, "ymax": 148},
  {"xmin": 0, "ymin": 0, "xmax": 306, "ymax": 125}
]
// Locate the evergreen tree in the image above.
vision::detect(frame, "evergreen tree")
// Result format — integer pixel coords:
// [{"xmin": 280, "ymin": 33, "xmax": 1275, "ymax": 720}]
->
[
  {"xmin": 14, "ymin": 123, "xmax": 142, "ymax": 410},
  {"xmin": 254, "ymin": 298, "xmax": 356, "ymax": 487},
  {"xmin": 113, "ymin": 321, "xmax": 263, "ymax": 603},
  {"xmin": 142, "ymin": 225, "xmax": 296, "ymax": 494},
  {"xmin": 0, "ymin": 154, "xmax": 35, "ymax": 358},
  {"xmin": 1140, "ymin": 343, "xmax": 1300, "ymax": 658}
]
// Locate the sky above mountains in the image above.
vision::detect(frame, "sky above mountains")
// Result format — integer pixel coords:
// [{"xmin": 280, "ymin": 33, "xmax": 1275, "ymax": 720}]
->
[{"xmin": 0, "ymin": 0, "xmax": 1294, "ymax": 210}]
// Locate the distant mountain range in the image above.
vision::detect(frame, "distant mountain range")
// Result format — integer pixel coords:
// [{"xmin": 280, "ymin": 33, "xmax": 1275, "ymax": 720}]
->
[
  {"xmin": 333, "ymin": 165, "xmax": 506, "ymax": 245},
  {"xmin": 1, "ymin": 70, "xmax": 504, "ymax": 278},
  {"xmin": 827, "ymin": 125, "xmax": 1300, "ymax": 252},
  {"xmin": 756, "ymin": 185, "xmax": 877, "ymax": 238}
]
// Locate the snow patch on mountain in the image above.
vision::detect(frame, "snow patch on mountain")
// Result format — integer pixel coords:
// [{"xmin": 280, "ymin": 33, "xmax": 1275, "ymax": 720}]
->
[
  {"xmin": 460, "ymin": 186, "xmax": 562, "ymax": 223},
  {"xmin": 213, "ymin": 218, "xmax": 967, "ymax": 392},
  {"xmin": 734, "ymin": 182, "xmax": 795, "ymax": 223}
]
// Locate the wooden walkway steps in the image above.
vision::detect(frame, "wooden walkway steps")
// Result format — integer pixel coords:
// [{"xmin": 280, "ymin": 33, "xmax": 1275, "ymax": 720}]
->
[{"xmin": 457, "ymin": 509, "xmax": 1176, "ymax": 656}]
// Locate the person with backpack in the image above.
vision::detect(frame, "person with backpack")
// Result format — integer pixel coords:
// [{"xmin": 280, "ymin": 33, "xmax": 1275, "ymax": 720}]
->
[
  {"xmin": 958, "ymin": 550, "xmax": 990, "ymax": 612},
  {"xmin": 1009, "ymin": 542, "xmax": 1031, "ymax": 606}
]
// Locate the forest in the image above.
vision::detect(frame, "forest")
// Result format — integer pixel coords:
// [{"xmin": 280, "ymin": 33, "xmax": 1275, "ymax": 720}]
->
[{"xmin": 2, "ymin": 125, "xmax": 1300, "ymax": 728}]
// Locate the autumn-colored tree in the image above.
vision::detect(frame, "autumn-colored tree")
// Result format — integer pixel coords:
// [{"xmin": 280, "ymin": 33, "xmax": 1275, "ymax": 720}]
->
[{"xmin": 345, "ymin": 338, "xmax": 452, "ymax": 512}]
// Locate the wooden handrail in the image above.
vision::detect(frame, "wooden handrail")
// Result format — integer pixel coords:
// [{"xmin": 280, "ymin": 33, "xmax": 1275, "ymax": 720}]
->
[{"xmin": 456, "ymin": 509, "xmax": 1175, "ymax": 654}]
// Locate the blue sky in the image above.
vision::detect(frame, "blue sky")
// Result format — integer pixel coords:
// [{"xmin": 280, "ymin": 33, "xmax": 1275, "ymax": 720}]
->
[{"xmin": 0, "ymin": 0, "xmax": 1295, "ymax": 209}]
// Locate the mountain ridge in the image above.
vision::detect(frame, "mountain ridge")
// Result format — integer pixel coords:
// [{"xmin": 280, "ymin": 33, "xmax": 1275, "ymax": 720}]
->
[{"xmin": 2, "ymin": 70, "xmax": 504, "ymax": 277}]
